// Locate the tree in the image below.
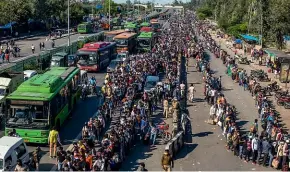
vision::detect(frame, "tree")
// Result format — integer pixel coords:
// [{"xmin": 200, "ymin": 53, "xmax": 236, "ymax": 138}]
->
[
  {"xmin": 104, "ymin": 0, "xmax": 119, "ymax": 15},
  {"xmin": 33, "ymin": 0, "xmax": 49, "ymax": 21}
]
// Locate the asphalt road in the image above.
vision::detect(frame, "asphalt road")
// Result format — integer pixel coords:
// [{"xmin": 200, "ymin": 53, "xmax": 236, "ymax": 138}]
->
[
  {"xmin": 122, "ymin": 54, "xmax": 273, "ymax": 171},
  {"xmin": 0, "ymin": 32, "xmax": 95, "ymax": 67}
]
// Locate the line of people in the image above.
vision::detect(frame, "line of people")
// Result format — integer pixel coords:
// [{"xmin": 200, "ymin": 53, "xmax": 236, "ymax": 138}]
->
[{"xmin": 196, "ymin": 12, "xmax": 290, "ymax": 171}]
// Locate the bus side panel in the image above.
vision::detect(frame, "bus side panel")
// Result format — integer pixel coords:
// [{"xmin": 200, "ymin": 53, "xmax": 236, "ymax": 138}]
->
[
  {"xmin": 55, "ymin": 104, "xmax": 69, "ymax": 127},
  {"xmin": 72, "ymin": 88, "xmax": 81, "ymax": 106},
  {"xmin": 5, "ymin": 128, "xmax": 49, "ymax": 144}
]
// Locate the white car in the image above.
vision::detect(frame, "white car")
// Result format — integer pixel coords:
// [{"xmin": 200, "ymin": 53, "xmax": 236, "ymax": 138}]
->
[
  {"xmin": 23, "ymin": 70, "xmax": 37, "ymax": 81},
  {"xmin": 116, "ymin": 51, "xmax": 129, "ymax": 63},
  {"xmin": 77, "ymin": 36, "xmax": 87, "ymax": 41}
]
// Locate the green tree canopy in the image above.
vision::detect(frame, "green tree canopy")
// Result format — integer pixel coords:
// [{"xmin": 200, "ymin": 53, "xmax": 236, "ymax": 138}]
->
[{"xmin": 198, "ymin": 0, "xmax": 290, "ymax": 49}]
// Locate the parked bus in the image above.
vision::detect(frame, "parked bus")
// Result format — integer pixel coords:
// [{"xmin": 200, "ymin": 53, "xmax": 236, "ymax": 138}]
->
[
  {"xmin": 137, "ymin": 32, "xmax": 154, "ymax": 52},
  {"xmin": 76, "ymin": 42, "xmax": 117, "ymax": 72},
  {"xmin": 5, "ymin": 67, "xmax": 82, "ymax": 144},
  {"xmin": 112, "ymin": 17, "xmax": 122, "ymax": 26},
  {"xmin": 150, "ymin": 19, "xmax": 161, "ymax": 32},
  {"xmin": 114, "ymin": 32, "xmax": 137, "ymax": 53},
  {"xmin": 104, "ymin": 30, "xmax": 126, "ymax": 42},
  {"xmin": 140, "ymin": 22, "xmax": 150, "ymax": 27},
  {"xmin": 77, "ymin": 22, "xmax": 93, "ymax": 34},
  {"xmin": 140, "ymin": 27, "xmax": 152, "ymax": 32},
  {"xmin": 125, "ymin": 23, "xmax": 138, "ymax": 33}
]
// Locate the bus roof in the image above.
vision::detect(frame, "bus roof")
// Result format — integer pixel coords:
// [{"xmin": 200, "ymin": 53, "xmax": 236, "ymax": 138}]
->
[
  {"xmin": 125, "ymin": 24, "xmax": 137, "ymax": 28},
  {"xmin": 79, "ymin": 42, "xmax": 116, "ymax": 51},
  {"xmin": 114, "ymin": 32, "xmax": 137, "ymax": 39},
  {"xmin": 140, "ymin": 22, "xmax": 150, "ymax": 26},
  {"xmin": 140, "ymin": 27, "xmax": 152, "ymax": 32},
  {"xmin": 105, "ymin": 30, "xmax": 126, "ymax": 36},
  {"xmin": 79, "ymin": 22, "xmax": 91, "ymax": 25},
  {"xmin": 7, "ymin": 67, "xmax": 80, "ymax": 101},
  {"xmin": 138, "ymin": 32, "xmax": 153, "ymax": 38},
  {"xmin": 54, "ymin": 52, "xmax": 68, "ymax": 57},
  {"xmin": 150, "ymin": 19, "xmax": 158, "ymax": 23}
]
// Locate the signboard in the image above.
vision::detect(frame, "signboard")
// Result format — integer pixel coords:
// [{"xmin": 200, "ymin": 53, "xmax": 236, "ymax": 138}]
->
[
  {"xmin": 11, "ymin": 100, "xmax": 44, "ymax": 106},
  {"xmin": 96, "ymin": 4, "xmax": 103, "ymax": 9}
]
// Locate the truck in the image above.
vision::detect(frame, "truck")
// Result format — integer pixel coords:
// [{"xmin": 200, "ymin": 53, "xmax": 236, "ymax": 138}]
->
[{"xmin": 0, "ymin": 72, "xmax": 24, "ymax": 119}]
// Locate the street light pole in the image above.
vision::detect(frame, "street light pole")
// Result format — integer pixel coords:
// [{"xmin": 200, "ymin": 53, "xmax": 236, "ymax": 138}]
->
[
  {"xmin": 68, "ymin": 0, "xmax": 71, "ymax": 50},
  {"xmin": 109, "ymin": 0, "xmax": 111, "ymax": 31}
]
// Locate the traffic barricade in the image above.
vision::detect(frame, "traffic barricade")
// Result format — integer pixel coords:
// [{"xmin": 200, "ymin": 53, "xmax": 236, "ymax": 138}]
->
[{"xmin": 165, "ymin": 131, "xmax": 184, "ymax": 157}]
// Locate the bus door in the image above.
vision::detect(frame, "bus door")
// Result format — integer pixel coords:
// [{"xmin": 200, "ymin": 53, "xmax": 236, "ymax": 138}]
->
[
  {"xmin": 67, "ymin": 82, "xmax": 73, "ymax": 112},
  {"xmin": 98, "ymin": 49, "xmax": 110, "ymax": 69},
  {"xmin": 109, "ymin": 45, "xmax": 117, "ymax": 60}
]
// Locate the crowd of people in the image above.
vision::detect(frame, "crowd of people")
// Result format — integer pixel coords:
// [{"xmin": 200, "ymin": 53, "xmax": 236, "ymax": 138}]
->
[
  {"xmin": 45, "ymin": 12, "xmax": 194, "ymax": 171},
  {"xmin": 193, "ymin": 13, "xmax": 290, "ymax": 171}
]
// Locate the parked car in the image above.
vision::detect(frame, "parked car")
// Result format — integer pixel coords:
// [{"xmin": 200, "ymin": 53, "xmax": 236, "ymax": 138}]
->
[{"xmin": 107, "ymin": 59, "xmax": 122, "ymax": 73}]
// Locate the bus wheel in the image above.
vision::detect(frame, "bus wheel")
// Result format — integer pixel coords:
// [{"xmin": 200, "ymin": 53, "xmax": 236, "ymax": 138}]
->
[{"xmin": 56, "ymin": 119, "xmax": 61, "ymax": 131}]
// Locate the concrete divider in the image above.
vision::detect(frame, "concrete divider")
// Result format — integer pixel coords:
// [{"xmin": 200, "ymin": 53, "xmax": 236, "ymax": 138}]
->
[{"xmin": 165, "ymin": 131, "xmax": 184, "ymax": 157}]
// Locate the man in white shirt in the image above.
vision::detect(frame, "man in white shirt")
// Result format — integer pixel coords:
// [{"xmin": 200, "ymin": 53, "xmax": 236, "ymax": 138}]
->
[
  {"xmin": 210, "ymin": 89, "xmax": 217, "ymax": 105},
  {"xmin": 31, "ymin": 44, "xmax": 35, "ymax": 54},
  {"xmin": 251, "ymin": 135, "xmax": 259, "ymax": 164},
  {"xmin": 188, "ymin": 84, "xmax": 196, "ymax": 102}
]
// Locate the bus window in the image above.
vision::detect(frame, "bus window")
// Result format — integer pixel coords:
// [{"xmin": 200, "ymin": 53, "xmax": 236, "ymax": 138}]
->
[
  {"xmin": 77, "ymin": 52, "xmax": 98, "ymax": 65},
  {"xmin": 100, "ymin": 51, "xmax": 109, "ymax": 61},
  {"xmin": 115, "ymin": 39, "xmax": 128, "ymax": 46}
]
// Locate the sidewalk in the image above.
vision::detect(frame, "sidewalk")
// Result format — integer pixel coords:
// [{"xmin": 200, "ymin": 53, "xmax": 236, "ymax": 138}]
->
[{"xmin": 211, "ymin": 33, "xmax": 290, "ymax": 131}]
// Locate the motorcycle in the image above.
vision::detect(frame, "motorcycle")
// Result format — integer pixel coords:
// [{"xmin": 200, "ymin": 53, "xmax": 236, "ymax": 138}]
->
[
  {"xmin": 284, "ymin": 102, "xmax": 290, "ymax": 109},
  {"xmin": 277, "ymin": 96, "xmax": 290, "ymax": 106},
  {"xmin": 275, "ymin": 90, "xmax": 289, "ymax": 99},
  {"xmin": 238, "ymin": 56, "xmax": 250, "ymax": 65},
  {"xmin": 257, "ymin": 74, "xmax": 270, "ymax": 82},
  {"xmin": 267, "ymin": 81, "xmax": 280, "ymax": 93},
  {"xmin": 157, "ymin": 121, "xmax": 172, "ymax": 143}
]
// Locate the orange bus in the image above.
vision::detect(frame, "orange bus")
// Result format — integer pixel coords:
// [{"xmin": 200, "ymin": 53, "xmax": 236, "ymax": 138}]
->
[
  {"xmin": 113, "ymin": 32, "xmax": 137, "ymax": 53},
  {"xmin": 150, "ymin": 19, "xmax": 161, "ymax": 32},
  {"xmin": 104, "ymin": 30, "xmax": 126, "ymax": 42}
]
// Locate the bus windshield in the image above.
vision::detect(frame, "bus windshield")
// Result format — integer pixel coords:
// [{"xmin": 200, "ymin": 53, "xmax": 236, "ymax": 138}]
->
[
  {"xmin": 138, "ymin": 39, "xmax": 150, "ymax": 47},
  {"xmin": 105, "ymin": 35, "xmax": 115, "ymax": 42},
  {"xmin": 77, "ymin": 51, "xmax": 98, "ymax": 65},
  {"xmin": 51, "ymin": 60, "xmax": 60, "ymax": 67},
  {"xmin": 6, "ymin": 104, "xmax": 49, "ymax": 128},
  {"xmin": 152, "ymin": 23, "xmax": 160, "ymax": 29},
  {"xmin": 78, "ymin": 24, "xmax": 86, "ymax": 30},
  {"xmin": 115, "ymin": 39, "xmax": 128, "ymax": 46},
  {"xmin": 0, "ymin": 88, "xmax": 5, "ymax": 96}
]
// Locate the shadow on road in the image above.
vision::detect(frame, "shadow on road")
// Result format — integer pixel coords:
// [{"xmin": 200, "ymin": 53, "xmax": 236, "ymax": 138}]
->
[
  {"xmin": 175, "ymin": 143, "xmax": 198, "ymax": 160},
  {"xmin": 192, "ymin": 131, "xmax": 213, "ymax": 137}
]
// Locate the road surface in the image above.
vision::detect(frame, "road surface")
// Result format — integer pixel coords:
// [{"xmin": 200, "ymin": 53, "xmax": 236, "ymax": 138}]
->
[
  {"xmin": 121, "ymin": 52, "xmax": 274, "ymax": 171},
  {"xmin": 0, "ymin": 32, "xmax": 97, "ymax": 67}
]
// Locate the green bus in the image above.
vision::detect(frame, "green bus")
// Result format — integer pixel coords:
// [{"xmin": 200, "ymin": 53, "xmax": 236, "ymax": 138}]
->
[
  {"xmin": 140, "ymin": 22, "xmax": 150, "ymax": 27},
  {"xmin": 137, "ymin": 32, "xmax": 154, "ymax": 52},
  {"xmin": 112, "ymin": 17, "xmax": 122, "ymax": 26},
  {"xmin": 5, "ymin": 67, "xmax": 82, "ymax": 144},
  {"xmin": 125, "ymin": 23, "xmax": 139, "ymax": 33},
  {"xmin": 77, "ymin": 22, "xmax": 93, "ymax": 33}
]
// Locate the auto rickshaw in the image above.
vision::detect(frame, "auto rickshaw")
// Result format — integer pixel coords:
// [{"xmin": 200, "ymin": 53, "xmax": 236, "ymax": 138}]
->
[{"xmin": 102, "ymin": 23, "xmax": 110, "ymax": 30}]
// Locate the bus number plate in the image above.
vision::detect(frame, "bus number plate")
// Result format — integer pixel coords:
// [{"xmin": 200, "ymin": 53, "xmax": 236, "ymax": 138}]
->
[{"xmin": 24, "ymin": 139, "xmax": 29, "ymax": 142}]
